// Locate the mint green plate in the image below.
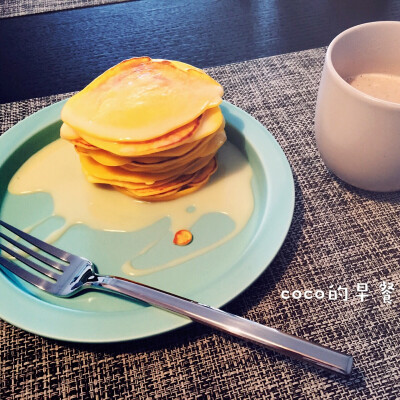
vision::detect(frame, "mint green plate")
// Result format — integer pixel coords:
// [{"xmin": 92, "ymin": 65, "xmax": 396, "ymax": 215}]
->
[{"xmin": 0, "ymin": 100, "xmax": 294, "ymax": 343}]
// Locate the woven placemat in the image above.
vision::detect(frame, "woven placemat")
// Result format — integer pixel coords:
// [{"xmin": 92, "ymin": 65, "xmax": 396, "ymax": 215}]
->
[
  {"xmin": 0, "ymin": 0, "xmax": 130, "ymax": 18},
  {"xmin": 1, "ymin": 48, "xmax": 400, "ymax": 399}
]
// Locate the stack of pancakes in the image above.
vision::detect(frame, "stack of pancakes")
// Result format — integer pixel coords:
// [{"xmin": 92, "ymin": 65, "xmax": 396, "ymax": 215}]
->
[{"xmin": 60, "ymin": 57, "xmax": 225, "ymax": 201}]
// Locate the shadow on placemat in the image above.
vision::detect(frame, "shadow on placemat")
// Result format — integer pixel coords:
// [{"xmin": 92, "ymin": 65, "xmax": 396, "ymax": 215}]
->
[{"xmin": 328, "ymin": 172, "xmax": 400, "ymax": 204}]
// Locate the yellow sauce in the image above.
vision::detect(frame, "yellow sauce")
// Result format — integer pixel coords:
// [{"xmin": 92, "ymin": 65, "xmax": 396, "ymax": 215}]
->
[{"xmin": 8, "ymin": 139, "xmax": 254, "ymax": 276}]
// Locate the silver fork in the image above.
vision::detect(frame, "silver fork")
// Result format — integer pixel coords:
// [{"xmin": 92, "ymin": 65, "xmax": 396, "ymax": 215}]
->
[{"xmin": 0, "ymin": 219, "xmax": 353, "ymax": 375}]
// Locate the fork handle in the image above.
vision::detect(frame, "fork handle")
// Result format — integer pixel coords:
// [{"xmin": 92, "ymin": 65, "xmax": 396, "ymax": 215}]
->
[{"xmin": 92, "ymin": 275, "xmax": 353, "ymax": 375}]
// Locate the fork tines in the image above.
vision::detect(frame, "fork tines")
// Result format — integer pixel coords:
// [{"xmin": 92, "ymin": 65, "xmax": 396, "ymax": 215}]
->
[
  {"xmin": 0, "ymin": 220, "xmax": 70, "ymax": 261},
  {"xmin": 0, "ymin": 220, "xmax": 69, "ymax": 289}
]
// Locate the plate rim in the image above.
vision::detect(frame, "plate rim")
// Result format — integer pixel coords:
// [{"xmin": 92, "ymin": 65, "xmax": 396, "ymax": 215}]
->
[{"xmin": 0, "ymin": 100, "xmax": 295, "ymax": 342}]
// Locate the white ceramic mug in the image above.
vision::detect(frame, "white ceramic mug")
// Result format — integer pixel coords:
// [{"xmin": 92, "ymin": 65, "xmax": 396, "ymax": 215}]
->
[{"xmin": 315, "ymin": 21, "xmax": 400, "ymax": 192}]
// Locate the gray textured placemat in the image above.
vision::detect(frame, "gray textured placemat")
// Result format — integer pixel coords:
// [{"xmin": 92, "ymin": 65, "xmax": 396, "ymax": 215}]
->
[
  {"xmin": 1, "ymin": 48, "xmax": 400, "ymax": 399},
  {"xmin": 0, "ymin": 0, "xmax": 130, "ymax": 18}
]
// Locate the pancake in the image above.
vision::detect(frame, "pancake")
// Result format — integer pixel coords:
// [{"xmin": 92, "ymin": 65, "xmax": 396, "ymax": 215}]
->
[
  {"xmin": 61, "ymin": 105, "xmax": 224, "ymax": 157},
  {"xmin": 75, "ymin": 129, "xmax": 226, "ymax": 173},
  {"xmin": 61, "ymin": 57, "xmax": 223, "ymax": 142},
  {"xmin": 60, "ymin": 57, "xmax": 225, "ymax": 201},
  {"xmin": 113, "ymin": 158, "xmax": 217, "ymax": 201}
]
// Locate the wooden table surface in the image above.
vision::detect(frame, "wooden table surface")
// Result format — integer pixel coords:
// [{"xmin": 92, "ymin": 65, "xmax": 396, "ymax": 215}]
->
[{"xmin": 1, "ymin": 0, "xmax": 400, "ymax": 104}]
